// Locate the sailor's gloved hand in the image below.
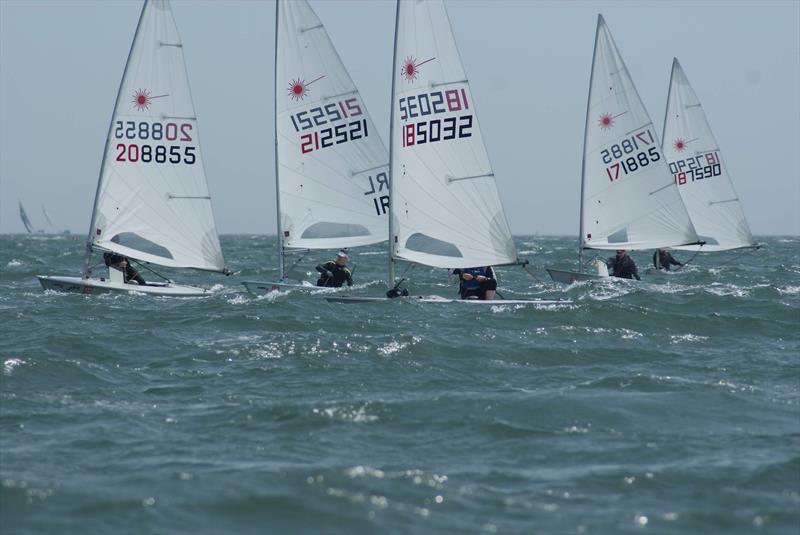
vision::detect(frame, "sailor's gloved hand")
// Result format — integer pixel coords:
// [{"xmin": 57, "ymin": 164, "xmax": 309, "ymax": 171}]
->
[{"xmin": 325, "ymin": 270, "xmax": 333, "ymax": 278}]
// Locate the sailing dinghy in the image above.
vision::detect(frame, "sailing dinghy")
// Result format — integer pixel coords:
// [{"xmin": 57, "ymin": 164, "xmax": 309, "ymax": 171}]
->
[
  {"xmin": 547, "ymin": 15, "xmax": 700, "ymax": 284},
  {"xmin": 661, "ymin": 58, "xmax": 756, "ymax": 254},
  {"xmin": 328, "ymin": 0, "xmax": 567, "ymax": 306},
  {"xmin": 38, "ymin": 0, "xmax": 227, "ymax": 296},
  {"xmin": 242, "ymin": 0, "xmax": 390, "ymax": 295},
  {"xmin": 18, "ymin": 201, "xmax": 35, "ymax": 234}
]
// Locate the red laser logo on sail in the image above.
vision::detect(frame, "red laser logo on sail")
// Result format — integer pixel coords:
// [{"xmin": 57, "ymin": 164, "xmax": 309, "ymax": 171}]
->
[
  {"xmin": 288, "ymin": 75, "xmax": 326, "ymax": 101},
  {"xmin": 401, "ymin": 56, "xmax": 436, "ymax": 83},
  {"xmin": 131, "ymin": 89, "xmax": 168, "ymax": 111},
  {"xmin": 599, "ymin": 113, "xmax": 614, "ymax": 130},
  {"xmin": 674, "ymin": 138, "xmax": 686, "ymax": 151}
]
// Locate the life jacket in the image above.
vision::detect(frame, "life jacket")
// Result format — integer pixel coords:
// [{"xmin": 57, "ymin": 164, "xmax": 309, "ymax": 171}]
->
[{"xmin": 461, "ymin": 266, "xmax": 488, "ymax": 289}]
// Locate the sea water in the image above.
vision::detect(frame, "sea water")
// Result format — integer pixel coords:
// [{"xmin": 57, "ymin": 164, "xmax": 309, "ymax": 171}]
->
[{"xmin": 1, "ymin": 234, "xmax": 798, "ymax": 534}]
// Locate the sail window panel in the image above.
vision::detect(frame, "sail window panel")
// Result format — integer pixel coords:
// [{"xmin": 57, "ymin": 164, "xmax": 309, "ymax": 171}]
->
[
  {"xmin": 111, "ymin": 232, "xmax": 174, "ymax": 260},
  {"xmin": 300, "ymin": 222, "xmax": 371, "ymax": 240}
]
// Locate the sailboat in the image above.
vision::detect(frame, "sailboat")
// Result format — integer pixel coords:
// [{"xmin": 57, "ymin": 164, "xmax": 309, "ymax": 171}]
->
[
  {"xmin": 328, "ymin": 0, "xmax": 566, "ymax": 305},
  {"xmin": 547, "ymin": 15, "xmax": 701, "ymax": 284},
  {"xmin": 18, "ymin": 201, "xmax": 35, "ymax": 234},
  {"xmin": 241, "ymin": 0, "xmax": 390, "ymax": 295},
  {"xmin": 40, "ymin": 205, "xmax": 71, "ymax": 234},
  {"xmin": 661, "ymin": 58, "xmax": 756, "ymax": 253},
  {"xmin": 38, "ymin": 0, "xmax": 227, "ymax": 296}
]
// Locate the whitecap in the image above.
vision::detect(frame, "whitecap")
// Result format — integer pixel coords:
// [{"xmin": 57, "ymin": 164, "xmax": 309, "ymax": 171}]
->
[
  {"xmin": 777, "ymin": 286, "xmax": 800, "ymax": 295},
  {"xmin": 669, "ymin": 334, "xmax": 709, "ymax": 344},
  {"xmin": 3, "ymin": 358, "xmax": 25, "ymax": 375},
  {"xmin": 312, "ymin": 404, "xmax": 377, "ymax": 423}
]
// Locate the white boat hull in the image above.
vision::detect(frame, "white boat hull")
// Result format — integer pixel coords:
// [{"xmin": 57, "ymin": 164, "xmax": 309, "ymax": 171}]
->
[
  {"xmin": 241, "ymin": 280, "xmax": 321, "ymax": 294},
  {"xmin": 546, "ymin": 268, "xmax": 610, "ymax": 285},
  {"xmin": 37, "ymin": 276, "xmax": 211, "ymax": 297},
  {"xmin": 326, "ymin": 295, "xmax": 570, "ymax": 305}
]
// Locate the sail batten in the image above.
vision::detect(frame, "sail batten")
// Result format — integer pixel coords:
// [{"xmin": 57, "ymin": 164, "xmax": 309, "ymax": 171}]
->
[
  {"xmin": 87, "ymin": 0, "xmax": 225, "ymax": 273},
  {"xmin": 662, "ymin": 58, "xmax": 755, "ymax": 252},
  {"xmin": 389, "ymin": 0, "xmax": 516, "ymax": 270},
  {"xmin": 275, "ymin": 0, "xmax": 389, "ymax": 255}
]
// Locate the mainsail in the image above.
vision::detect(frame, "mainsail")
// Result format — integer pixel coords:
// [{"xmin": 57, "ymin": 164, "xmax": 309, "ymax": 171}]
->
[
  {"xmin": 580, "ymin": 15, "xmax": 698, "ymax": 251},
  {"xmin": 86, "ymin": 0, "xmax": 225, "ymax": 272},
  {"xmin": 275, "ymin": 0, "xmax": 389, "ymax": 261},
  {"xmin": 662, "ymin": 58, "xmax": 755, "ymax": 251},
  {"xmin": 41, "ymin": 205, "xmax": 54, "ymax": 228},
  {"xmin": 19, "ymin": 202, "xmax": 34, "ymax": 234},
  {"xmin": 389, "ymin": 0, "xmax": 516, "ymax": 270}
]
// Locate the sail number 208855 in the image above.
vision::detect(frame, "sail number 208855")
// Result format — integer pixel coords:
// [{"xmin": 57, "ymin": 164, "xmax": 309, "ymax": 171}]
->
[{"xmin": 113, "ymin": 120, "xmax": 197, "ymax": 165}]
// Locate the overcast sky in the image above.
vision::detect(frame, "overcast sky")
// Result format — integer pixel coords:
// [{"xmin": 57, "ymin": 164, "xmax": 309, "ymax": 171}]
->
[{"xmin": 1, "ymin": 0, "xmax": 798, "ymax": 236}]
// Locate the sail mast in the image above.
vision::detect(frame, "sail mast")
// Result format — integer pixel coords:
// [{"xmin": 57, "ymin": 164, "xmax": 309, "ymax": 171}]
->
[
  {"xmin": 661, "ymin": 58, "xmax": 678, "ymax": 155},
  {"xmin": 82, "ymin": 0, "xmax": 148, "ymax": 278},
  {"xmin": 387, "ymin": 0, "xmax": 401, "ymax": 289},
  {"xmin": 578, "ymin": 14, "xmax": 604, "ymax": 272},
  {"xmin": 274, "ymin": 0, "xmax": 285, "ymax": 281}
]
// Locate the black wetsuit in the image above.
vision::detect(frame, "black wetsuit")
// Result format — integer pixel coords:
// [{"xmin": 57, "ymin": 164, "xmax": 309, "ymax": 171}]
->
[
  {"xmin": 103, "ymin": 253, "xmax": 146, "ymax": 285},
  {"xmin": 453, "ymin": 266, "xmax": 497, "ymax": 299},
  {"xmin": 608, "ymin": 255, "xmax": 640, "ymax": 280},
  {"xmin": 653, "ymin": 250, "xmax": 682, "ymax": 271},
  {"xmin": 315, "ymin": 261, "xmax": 353, "ymax": 287}
]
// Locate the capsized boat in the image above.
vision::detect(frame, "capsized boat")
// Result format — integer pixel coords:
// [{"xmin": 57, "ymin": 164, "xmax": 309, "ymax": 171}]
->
[{"xmin": 38, "ymin": 0, "xmax": 227, "ymax": 297}]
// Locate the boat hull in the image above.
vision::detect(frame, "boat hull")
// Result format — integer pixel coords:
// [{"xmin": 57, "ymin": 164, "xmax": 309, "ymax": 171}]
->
[
  {"xmin": 241, "ymin": 280, "xmax": 321, "ymax": 294},
  {"xmin": 37, "ymin": 276, "xmax": 211, "ymax": 297},
  {"xmin": 546, "ymin": 268, "xmax": 609, "ymax": 284},
  {"xmin": 326, "ymin": 295, "xmax": 570, "ymax": 305}
]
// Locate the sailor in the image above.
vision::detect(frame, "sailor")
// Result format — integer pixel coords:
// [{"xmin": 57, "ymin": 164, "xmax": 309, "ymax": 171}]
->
[
  {"xmin": 315, "ymin": 250, "xmax": 353, "ymax": 288},
  {"xmin": 453, "ymin": 266, "xmax": 497, "ymax": 300},
  {"xmin": 652, "ymin": 248, "xmax": 683, "ymax": 271},
  {"xmin": 103, "ymin": 252, "xmax": 146, "ymax": 285},
  {"xmin": 607, "ymin": 250, "xmax": 640, "ymax": 280}
]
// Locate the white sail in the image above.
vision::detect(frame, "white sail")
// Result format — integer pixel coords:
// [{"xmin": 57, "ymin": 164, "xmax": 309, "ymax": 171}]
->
[
  {"xmin": 580, "ymin": 15, "xmax": 698, "ymax": 251},
  {"xmin": 662, "ymin": 58, "xmax": 755, "ymax": 251},
  {"xmin": 389, "ymin": 0, "xmax": 516, "ymax": 269},
  {"xmin": 88, "ymin": 0, "xmax": 225, "ymax": 272},
  {"xmin": 275, "ymin": 0, "xmax": 389, "ymax": 251}
]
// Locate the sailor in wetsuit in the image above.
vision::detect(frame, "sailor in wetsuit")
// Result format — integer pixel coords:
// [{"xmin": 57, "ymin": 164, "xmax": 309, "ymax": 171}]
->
[
  {"xmin": 315, "ymin": 250, "xmax": 353, "ymax": 288},
  {"xmin": 103, "ymin": 252, "xmax": 146, "ymax": 284},
  {"xmin": 607, "ymin": 250, "xmax": 640, "ymax": 280},
  {"xmin": 453, "ymin": 266, "xmax": 497, "ymax": 300},
  {"xmin": 652, "ymin": 248, "xmax": 683, "ymax": 271}
]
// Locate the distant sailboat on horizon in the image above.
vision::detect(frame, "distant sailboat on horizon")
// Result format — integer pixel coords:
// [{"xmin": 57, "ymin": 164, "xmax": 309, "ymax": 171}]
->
[
  {"xmin": 18, "ymin": 201, "xmax": 35, "ymax": 234},
  {"xmin": 38, "ymin": 0, "xmax": 227, "ymax": 296},
  {"xmin": 547, "ymin": 15, "xmax": 701, "ymax": 285}
]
